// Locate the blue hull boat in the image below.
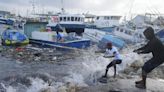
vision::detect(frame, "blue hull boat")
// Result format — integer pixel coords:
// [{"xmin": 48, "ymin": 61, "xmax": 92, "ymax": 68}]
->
[
  {"xmin": 156, "ymin": 29, "xmax": 164, "ymax": 42},
  {"xmin": 30, "ymin": 38, "xmax": 91, "ymax": 49},
  {"xmin": 98, "ymin": 35, "xmax": 125, "ymax": 49},
  {"xmin": 24, "ymin": 21, "xmax": 91, "ymax": 50}
]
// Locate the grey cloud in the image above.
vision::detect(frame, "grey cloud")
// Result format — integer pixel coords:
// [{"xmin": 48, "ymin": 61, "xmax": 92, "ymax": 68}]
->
[
  {"xmin": 1, "ymin": 0, "xmax": 160, "ymax": 16},
  {"xmin": 0, "ymin": 0, "xmax": 124, "ymax": 11}
]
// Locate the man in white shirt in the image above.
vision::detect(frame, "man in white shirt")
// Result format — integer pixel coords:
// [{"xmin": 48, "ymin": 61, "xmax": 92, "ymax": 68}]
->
[{"xmin": 102, "ymin": 42, "xmax": 122, "ymax": 78}]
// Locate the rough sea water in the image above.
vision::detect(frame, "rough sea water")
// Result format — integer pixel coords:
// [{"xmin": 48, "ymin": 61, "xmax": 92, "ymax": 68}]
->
[
  {"xmin": 0, "ymin": 24, "xmax": 164, "ymax": 92},
  {"xmin": 0, "ymin": 44, "xmax": 145, "ymax": 92}
]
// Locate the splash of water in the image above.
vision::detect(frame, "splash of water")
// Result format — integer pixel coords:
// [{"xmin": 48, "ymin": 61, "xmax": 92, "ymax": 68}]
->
[
  {"xmin": 2, "ymin": 45, "xmax": 141, "ymax": 91},
  {"xmin": 64, "ymin": 46, "xmax": 141, "ymax": 86},
  {"xmin": 26, "ymin": 78, "xmax": 51, "ymax": 92}
]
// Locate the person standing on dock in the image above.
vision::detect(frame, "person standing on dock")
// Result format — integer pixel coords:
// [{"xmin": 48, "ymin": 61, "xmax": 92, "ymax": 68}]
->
[{"xmin": 133, "ymin": 27, "xmax": 164, "ymax": 89}]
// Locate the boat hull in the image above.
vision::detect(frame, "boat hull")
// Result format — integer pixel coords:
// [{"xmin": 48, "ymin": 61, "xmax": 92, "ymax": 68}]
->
[{"xmin": 29, "ymin": 38, "xmax": 91, "ymax": 49}]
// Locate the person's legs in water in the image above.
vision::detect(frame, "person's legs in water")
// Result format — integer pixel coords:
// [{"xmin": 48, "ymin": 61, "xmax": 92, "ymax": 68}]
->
[
  {"xmin": 102, "ymin": 61, "xmax": 114, "ymax": 78},
  {"xmin": 135, "ymin": 70, "xmax": 147, "ymax": 89},
  {"xmin": 102, "ymin": 60, "xmax": 122, "ymax": 78},
  {"xmin": 114, "ymin": 64, "xmax": 116, "ymax": 78},
  {"xmin": 135, "ymin": 58, "xmax": 163, "ymax": 89},
  {"xmin": 135, "ymin": 70, "xmax": 147, "ymax": 84}
]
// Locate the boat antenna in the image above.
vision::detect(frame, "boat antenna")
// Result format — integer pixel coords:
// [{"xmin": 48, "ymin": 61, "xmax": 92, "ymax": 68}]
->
[
  {"xmin": 128, "ymin": 0, "xmax": 135, "ymax": 20},
  {"xmin": 146, "ymin": 0, "xmax": 164, "ymax": 27},
  {"xmin": 61, "ymin": 0, "xmax": 65, "ymax": 13}
]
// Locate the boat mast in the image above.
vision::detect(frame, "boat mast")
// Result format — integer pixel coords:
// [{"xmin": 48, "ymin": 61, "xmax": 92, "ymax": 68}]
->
[
  {"xmin": 29, "ymin": 0, "xmax": 36, "ymax": 14},
  {"xmin": 128, "ymin": 0, "xmax": 135, "ymax": 20},
  {"xmin": 61, "ymin": 0, "xmax": 65, "ymax": 13}
]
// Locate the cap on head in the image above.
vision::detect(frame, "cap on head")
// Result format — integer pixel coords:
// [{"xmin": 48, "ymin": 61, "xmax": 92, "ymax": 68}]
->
[{"xmin": 107, "ymin": 42, "xmax": 112, "ymax": 48}]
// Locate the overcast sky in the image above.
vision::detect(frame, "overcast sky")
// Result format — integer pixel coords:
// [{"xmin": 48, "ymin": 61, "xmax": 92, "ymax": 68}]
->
[{"xmin": 0, "ymin": 0, "xmax": 163, "ymax": 17}]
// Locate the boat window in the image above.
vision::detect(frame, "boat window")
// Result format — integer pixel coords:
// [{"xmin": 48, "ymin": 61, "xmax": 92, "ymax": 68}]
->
[
  {"xmin": 71, "ymin": 17, "xmax": 74, "ymax": 21},
  {"xmin": 104, "ymin": 16, "xmax": 106, "ymax": 20},
  {"xmin": 125, "ymin": 30, "xmax": 128, "ymax": 34},
  {"xmin": 67, "ymin": 17, "xmax": 70, "ymax": 21},
  {"xmin": 129, "ymin": 31, "xmax": 132, "ymax": 35},
  {"xmin": 60, "ymin": 17, "xmax": 62, "ymax": 21},
  {"xmin": 75, "ymin": 17, "xmax": 78, "ymax": 21},
  {"xmin": 111, "ymin": 16, "xmax": 120, "ymax": 20},
  {"xmin": 116, "ymin": 27, "xmax": 119, "ymax": 31},
  {"xmin": 120, "ymin": 29, "xmax": 124, "ymax": 32},
  {"xmin": 78, "ymin": 17, "xmax": 80, "ymax": 21},
  {"xmin": 107, "ymin": 16, "xmax": 110, "ymax": 20},
  {"xmin": 104, "ymin": 16, "xmax": 109, "ymax": 20},
  {"xmin": 97, "ymin": 17, "xmax": 99, "ymax": 20},
  {"xmin": 64, "ymin": 17, "xmax": 66, "ymax": 21},
  {"xmin": 139, "ymin": 34, "xmax": 143, "ymax": 38}
]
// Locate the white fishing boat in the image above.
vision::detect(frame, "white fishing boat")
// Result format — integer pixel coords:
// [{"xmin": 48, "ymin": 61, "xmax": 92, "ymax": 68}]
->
[
  {"xmin": 113, "ymin": 25, "xmax": 145, "ymax": 43},
  {"xmin": 47, "ymin": 13, "xmax": 85, "ymax": 36},
  {"xmin": 93, "ymin": 15, "xmax": 121, "ymax": 32},
  {"xmin": 112, "ymin": 14, "xmax": 162, "ymax": 43}
]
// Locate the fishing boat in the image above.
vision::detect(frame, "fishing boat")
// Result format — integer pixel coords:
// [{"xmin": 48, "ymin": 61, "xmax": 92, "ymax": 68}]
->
[
  {"xmin": 112, "ymin": 14, "xmax": 163, "ymax": 43},
  {"xmin": 84, "ymin": 28, "xmax": 125, "ymax": 49},
  {"xmin": 24, "ymin": 21, "xmax": 90, "ymax": 49},
  {"xmin": 0, "ymin": 17, "xmax": 14, "ymax": 25},
  {"xmin": 113, "ymin": 25, "xmax": 145, "ymax": 43},
  {"xmin": 94, "ymin": 15, "xmax": 121, "ymax": 32},
  {"xmin": 98, "ymin": 34, "xmax": 125, "ymax": 49},
  {"xmin": 1, "ymin": 28, "xmax": 29, "ymax": 46},
  {"xmin": 23, "ymin": 0, "xmax": 91, "ymax": 49}
]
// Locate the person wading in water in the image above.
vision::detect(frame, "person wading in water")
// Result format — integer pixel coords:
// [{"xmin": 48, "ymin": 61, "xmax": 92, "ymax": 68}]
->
[{"xmin": 133, "ymin": 27, "xmax": 164, "ymax": 89}]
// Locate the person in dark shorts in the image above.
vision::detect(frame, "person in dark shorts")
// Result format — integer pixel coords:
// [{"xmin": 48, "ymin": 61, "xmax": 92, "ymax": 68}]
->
[
  {"xmin": 102, "ymin": 42, "xmax": 122, "ymax": 78},
  {"xmin": 133, "ymin": 27, "xmax": 164, "ymax": 89}
]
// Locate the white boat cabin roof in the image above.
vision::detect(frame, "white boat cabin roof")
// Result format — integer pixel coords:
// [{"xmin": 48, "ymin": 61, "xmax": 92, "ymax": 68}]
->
[
  {"xmin": 59, "ymin": 14, "xmax": 85, "ymax": 18},
  {"xmin": 95, "ymin": 16, "xmax": 121, "ymax": 20}
]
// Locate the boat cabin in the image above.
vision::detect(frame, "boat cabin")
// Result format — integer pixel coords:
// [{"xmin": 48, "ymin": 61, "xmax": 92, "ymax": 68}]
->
[{"xmin": 48, "ymin": 14, "xmax": 85, "ymax": 35}]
